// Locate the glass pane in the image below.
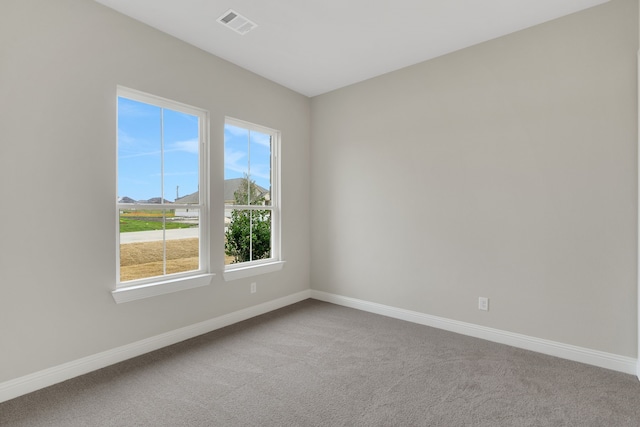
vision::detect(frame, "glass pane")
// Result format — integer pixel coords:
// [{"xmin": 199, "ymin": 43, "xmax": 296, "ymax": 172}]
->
[
  {"xmin": 119, "ymin": 208, "xmax": 200, "ymax": 282},
  {"xmin": 249, "ymin": 131, "xmax": 272, "ymax": 206},
  {"xmin": 163, "ymin": 108, "xmax": 200, "ymax": 204},
  {"xmin": 225, "ymin": 209, "xmax": 250, "ymax": 265},
  {"xmin": 224, "ymin": 124, "xmax": 249, "ymax": 204},
  {"xmin": 165, "ymin": 209, "xmax": 200, "ymax": 275},
  {"xmin": 224, "ymin": 209, "xmax": 271, "ymax": 265},
  {"xmin": 251, "ymin": 210, "xmax": 272, "ymax": 260},
  {"xmin": 119, "ymin": 208, "xmax": 166, "ymax": 282},
  {"xmin": 117, "ymin": 97, "xmax": 161, "ymax": 203}
]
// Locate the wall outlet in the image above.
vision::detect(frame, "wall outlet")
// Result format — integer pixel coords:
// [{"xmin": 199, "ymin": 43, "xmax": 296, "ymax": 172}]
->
[
  {"xmin": 478, "ymin": 297, "xmax": 489, "ymax": 311},
  {"xmin": 250, "ymin": 282, "xmax": 257, "ymax": 294}
]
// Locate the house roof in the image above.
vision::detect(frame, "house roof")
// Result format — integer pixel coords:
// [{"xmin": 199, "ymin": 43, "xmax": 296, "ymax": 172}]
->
[
  {"xmin": 223, "ymin": 178, "xmax": 268, "ymax": 202},
  {"xmin": 174, "ymin": 192, "xmax": 199, "ymax": 204},
  {"xmin": 174, "ymin": 178, "xmax": 269, "ymax": 204}
]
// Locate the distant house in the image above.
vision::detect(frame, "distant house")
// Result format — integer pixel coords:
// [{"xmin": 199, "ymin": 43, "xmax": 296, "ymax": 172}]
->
[
  {"xmin": 223, "ymin": 177, "xmax": 269, "ymax": 204},
  {"xmin": 224, "ymin": 178, "xmax": 269, "ymax": 229},
  {"xmin": 174, "ymin": 191, "xmax": 200, "ymax": 218},
  {"xmin": 174, "ymin": 178, "xmax": 270, "ymax": 220}
]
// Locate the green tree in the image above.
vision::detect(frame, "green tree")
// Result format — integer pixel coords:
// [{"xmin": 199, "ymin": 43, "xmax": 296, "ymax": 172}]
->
[{"xmin": 225, "ymin": 176, "xmax": 271, "ymax": 263}]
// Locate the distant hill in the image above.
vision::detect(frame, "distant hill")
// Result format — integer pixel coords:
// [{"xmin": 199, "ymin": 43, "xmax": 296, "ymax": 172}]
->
[
  {"xmin": 143, "ymin": 197, "xmax": 173, "ymax": 204},
  {"xmin": 121, "ymin": 179, "xmax": 269, "ymax": 205},
  {"xmin": 118, "ymin": 196, "xmax": 173, "ymax": 204}
]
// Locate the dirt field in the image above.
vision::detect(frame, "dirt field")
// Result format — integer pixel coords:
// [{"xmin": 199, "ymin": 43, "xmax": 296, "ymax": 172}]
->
[{"xmin": 120, "ymin": 238, "xmax": 234, "ymax": 282}]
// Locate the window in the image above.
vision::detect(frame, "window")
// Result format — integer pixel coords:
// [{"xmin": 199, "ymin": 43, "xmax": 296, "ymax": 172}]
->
[
  {"xmin": 115, "ymin": 87, "xmax": 210, "ymax": 297},
  {"xmin": 224, "ymin": 118, "xmax": 281, "ymax": 278}
]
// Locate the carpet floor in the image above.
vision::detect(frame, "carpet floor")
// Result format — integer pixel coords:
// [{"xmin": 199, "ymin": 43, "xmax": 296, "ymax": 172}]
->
[{"xmin": 1, "ymin": 299, "xmax": 640, "ymax": 426}]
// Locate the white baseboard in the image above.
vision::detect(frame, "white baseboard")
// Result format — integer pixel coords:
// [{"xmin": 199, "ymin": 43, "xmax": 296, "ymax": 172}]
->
[
  {"xmin": 0, "ymin": 290, "xmax": 311, "ymax": 404},
  {"xmin": 3, "ymin": 288, "xmax": 635, "ymax": 404},
  {"xmin": 310, "ymin": 290, "xmax": 637, "ymax": 376}
]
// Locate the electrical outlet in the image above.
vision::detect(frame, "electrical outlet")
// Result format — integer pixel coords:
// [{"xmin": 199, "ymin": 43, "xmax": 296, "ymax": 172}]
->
[
  {"xmin": 478, "ymin": 297, "xmax": 489, "ymax": 311},
  {"xmin": 250, "ymin": 282, "xmax": 256, "ymax": 294}
]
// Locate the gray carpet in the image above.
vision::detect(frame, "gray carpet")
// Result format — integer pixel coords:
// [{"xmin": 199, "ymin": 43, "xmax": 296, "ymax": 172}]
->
[{"xmin": 2, "ymin": 299, "xmax": 640, "ymax": 426}]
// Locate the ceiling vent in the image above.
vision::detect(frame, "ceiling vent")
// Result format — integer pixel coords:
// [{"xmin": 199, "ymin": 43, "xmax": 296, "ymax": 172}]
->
[{"xmin": 217, "ymin": 9, "xmax": 257, "ymax": 35}]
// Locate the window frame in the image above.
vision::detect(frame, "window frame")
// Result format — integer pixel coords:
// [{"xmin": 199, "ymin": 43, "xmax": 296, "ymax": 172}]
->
[
  {"xmin": 113, "ymin": 86, "xmax": 212, "ymax": 302},
  {"xmin": 223, "ymin": 117, "xmax": 283, "ymax": 280}
]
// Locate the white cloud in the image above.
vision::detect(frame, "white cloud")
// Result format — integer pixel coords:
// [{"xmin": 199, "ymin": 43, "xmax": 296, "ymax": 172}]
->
[
  {"xmin": 119, "ymin": 138, "xmax": 198, "ymax": 160},
  {"xmin": 224, "ymin": 146, "xmax": 271, "ymax": 184},
  {"xmin": 155, "ymin": 171, "xmax": 198, "ymax": 177},
  {"xmin": 248, "ymin": 164, "xmax": 271, "ymax": 182},
  {"xmin": 169, "ymin": 139, "xmax": 199, "ymax": 154},
  {"xmin": 118, "ymin": 100, "xmax": 157, "ymax": 118},
  {"xmin": 251, "ymin": 132, "xmax": 271, "ymax": 148},
  {"xmin": 225, "ymin": 124, "xmax": 248, "ymax": 138},
  {"xmin": 224, "ymin": 126, "xmax": 270, "ymax": 148},
  {"xmin": 224, "ymin": 148, "xmax": 248, "ymax": 175},
  {"xmin": 118, "ymin": 129, "xmax": 138, "ymax": 146},
  {"xmin": 118, "ymin": 149, "xmax": 161, "ymax": 159}
]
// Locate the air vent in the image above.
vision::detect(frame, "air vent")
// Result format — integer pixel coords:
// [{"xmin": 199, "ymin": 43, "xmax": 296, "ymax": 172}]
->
[{"xmin": 217, "ymin": 9, "xmax": 257, "ymax": 35}]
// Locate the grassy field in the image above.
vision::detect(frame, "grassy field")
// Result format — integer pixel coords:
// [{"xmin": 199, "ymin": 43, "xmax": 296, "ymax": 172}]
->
[
  {"xmin": 119, "ymin": 210, "xmax": 197, "ymax": 233},
  {"xmin": 119, "ymin": 210, "xmax": 206, "ymax": 282},
  {"xmin": 120, "ymin": 238, "xmax": 234, "ymax": 282},
  {"xmin": 119, "ymin": 218, "xmax": 196, "ymax": 233}
]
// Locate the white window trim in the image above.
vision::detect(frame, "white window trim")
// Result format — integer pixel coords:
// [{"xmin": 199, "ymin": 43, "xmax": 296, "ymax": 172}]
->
[
  {"xmin": 112, "ymin": 274, "xmax": 215, "ymax": 304},
  {"xmin": 113, "ymin": 86, "xmax": 211, "ymax": 302},
  {"xmin": 223, "ymin": 261, "xmax": 285, "ymax": 281},
  {"xmin": 223, "ymin": 117, "xmax": 282, "ymax": 279}
]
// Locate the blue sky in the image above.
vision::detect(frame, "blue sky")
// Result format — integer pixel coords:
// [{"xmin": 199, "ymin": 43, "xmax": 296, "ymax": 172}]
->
[
  {"xmin": 118, "ymin": 97, "xmax": 271, "ymax": 202},
  {"xmin": 118, "ymin": 97, "xmax": 199, "ymax": 202},
  {"xmin": 223, "ymin": 124, "xmax": 272, "ymax": 191}
]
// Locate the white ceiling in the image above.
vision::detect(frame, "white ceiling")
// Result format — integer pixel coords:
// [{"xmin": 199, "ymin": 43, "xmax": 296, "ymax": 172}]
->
[{"xmin": 95, "ymin": 0, "xmax": 609, "ymax": 97}]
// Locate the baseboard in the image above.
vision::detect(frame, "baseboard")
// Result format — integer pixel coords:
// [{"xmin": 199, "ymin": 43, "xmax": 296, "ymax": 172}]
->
[
  {"xmin": 310, "ymin": 290, "xmax": 637, "ymax": 375},
  {"xmin": 0, "ymin": 290, "xmax": 311, "ymax": 403}
]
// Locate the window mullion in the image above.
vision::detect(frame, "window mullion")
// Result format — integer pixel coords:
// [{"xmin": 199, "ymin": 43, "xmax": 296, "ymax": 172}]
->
[
  {"xmin": 160, "ymin": 108, "xmax": 167, "ymax": 276},
  {"xmin": 249, "ymin": 210, "xmax": 253, "ymax": 262},
  {"xmin": 247, "ymin": 128, "xmax": 252, "ymax": 261},
  {"xmin": 248, "ymin": 129, "xmax": 251, "ymax": 205}
]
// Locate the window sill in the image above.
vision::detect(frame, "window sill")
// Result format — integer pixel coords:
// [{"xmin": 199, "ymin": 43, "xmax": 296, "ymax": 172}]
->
[
  {"xmin": 112, "ymin": 273, "xmax": 215, "ymax": 304},
  {"xmin": 223, "ymin": 261, "xmax": 285, "ymax": 281}
]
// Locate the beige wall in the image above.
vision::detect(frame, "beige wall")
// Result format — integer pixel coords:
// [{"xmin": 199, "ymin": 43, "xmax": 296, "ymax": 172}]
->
[
  {"xmin": 0, "ymin": 0, "xmax": 310, "ymax": 382},
  {"xmin": 311, "ymin": 0, "xmax": 638, "ymax": 356}
]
